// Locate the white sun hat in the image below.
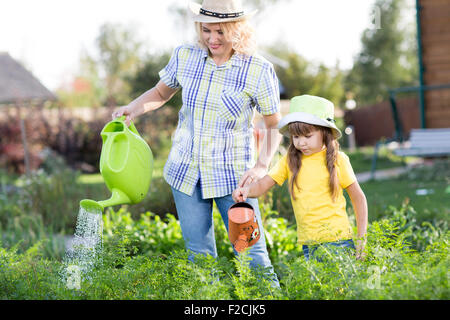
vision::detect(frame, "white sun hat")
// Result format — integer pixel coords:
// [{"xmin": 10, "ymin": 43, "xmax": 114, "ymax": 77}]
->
[
  {"xmin": 188, "ymin": 0, "xmax": 257, "ymax": 23},
  {"xmin": 278, "ymin": 95, "xmax": 342, "ymax": 139}
]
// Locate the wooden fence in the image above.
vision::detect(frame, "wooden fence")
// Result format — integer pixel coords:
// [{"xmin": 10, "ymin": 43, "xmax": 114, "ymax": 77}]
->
[
  {"xmin": 344, "ymin": 97, "xmax": 420, "ymax": 146},
  {"xmin": 419, "ymin": 0, "xmax": 450, "ymax": 127}
]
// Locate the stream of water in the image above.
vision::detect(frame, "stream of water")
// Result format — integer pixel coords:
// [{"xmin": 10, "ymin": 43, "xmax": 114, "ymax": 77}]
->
[{"xmin": 60, "ymin": 205, "xmax": 103, "ymax": 290}]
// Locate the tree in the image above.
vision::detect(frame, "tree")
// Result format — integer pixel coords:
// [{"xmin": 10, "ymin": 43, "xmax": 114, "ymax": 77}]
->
[
  {"xmin": 266, "ymin": 43, "xmax": 345, "ymax": 106},
  {"xmin": 345, "ymin": 0, "xmax": 418, "ymax": 106},
  {"xmin": 79, "ymin": 23, "xmax": 143, "ymax": 107},
  {"xmin": 127, "ymin": 52, "xmax": 183, "ymax": 109}
]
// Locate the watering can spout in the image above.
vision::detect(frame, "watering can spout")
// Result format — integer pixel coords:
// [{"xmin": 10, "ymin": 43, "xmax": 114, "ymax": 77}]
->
[
  {"xmin": 98, "ymin": 188, "xmax": 131, "ymax": 209},
  {"xmin": 80, "ymin": 199, "xmax": 104, "ymax": 213},
  {"xmin": 80, "ymin": 189, "xmax": 131, "ymax": 213}
]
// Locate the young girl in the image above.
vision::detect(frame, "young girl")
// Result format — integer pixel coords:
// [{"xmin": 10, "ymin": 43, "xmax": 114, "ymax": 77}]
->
[{"xmin": 232, "ymin": 95, "xmax": 368, "ymax": 260}]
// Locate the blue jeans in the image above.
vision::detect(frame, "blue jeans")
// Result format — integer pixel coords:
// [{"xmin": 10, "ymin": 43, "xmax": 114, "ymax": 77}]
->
[
  {"xmin": 171, "ymin": 182, "xmax": 279, "ymax": 286},
  {"xmin": 302, "ymin": 239, "xmax": 356, "ymax": 261}
]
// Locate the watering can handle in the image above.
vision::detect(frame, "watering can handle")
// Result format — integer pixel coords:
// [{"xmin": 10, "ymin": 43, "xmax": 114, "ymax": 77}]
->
[{"xmin": 115, "ymin": 115, "xmax": 140, "ymax": 136}]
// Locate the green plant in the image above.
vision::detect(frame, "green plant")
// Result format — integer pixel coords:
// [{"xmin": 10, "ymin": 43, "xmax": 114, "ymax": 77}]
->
[
  {"xmin": 102, "ymin": 208, "xmax": 185, "ymax": 257},
  {"xmin": 386, "ymin": 199, "xmax": 448, "ymax": 251},
  {"xmin": 231, "ymin": 250, "xmax": 279, "ymax": 300},
  {"xmin": 1, "ymin": 159, "xmax": 449, "ymax": 300},
  {"xmin": 0, "ymin": 204, "xmax": 449, "ymax": 300}
]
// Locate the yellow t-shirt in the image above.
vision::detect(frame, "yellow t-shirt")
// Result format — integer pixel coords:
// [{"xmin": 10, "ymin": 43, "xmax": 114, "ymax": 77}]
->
[{"xmin": 268, "ymin": 149, "xmax": 356, "ymax": 245}]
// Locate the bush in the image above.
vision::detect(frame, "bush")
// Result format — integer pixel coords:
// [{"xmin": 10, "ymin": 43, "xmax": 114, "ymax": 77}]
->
[
  {"xmin": 0, "ymin": 154, "xmax": 104, "ymax": 259},
  {"xmin": 0, "ymin": 113, "xmax": 43, "ymax": 173},
  {"xmin": 0, "ymin": 104, "xmax": 179, "ymax": 175}
]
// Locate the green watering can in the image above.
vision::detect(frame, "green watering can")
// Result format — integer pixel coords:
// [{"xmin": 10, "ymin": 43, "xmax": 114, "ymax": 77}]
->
[{"xmin": 80, "ymin": 116, "xmax": 153, "ymax": 212}]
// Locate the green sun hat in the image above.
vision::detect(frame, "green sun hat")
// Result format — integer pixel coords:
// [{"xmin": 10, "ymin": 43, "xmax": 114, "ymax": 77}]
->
[{"xmin": 278, "ymin": 95, "xmax": 342, "ymax": 139}]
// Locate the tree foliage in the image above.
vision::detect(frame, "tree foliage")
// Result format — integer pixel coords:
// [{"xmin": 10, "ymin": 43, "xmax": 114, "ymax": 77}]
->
[
  {"xmin": 77, "ymin": 22, "xmax": 143, "ymax": 107},
  {"xmin": 127, "ymin": 52, "xmax": 183, "ymax": 109},
  {"xmin": 345, "ymin": 0, "xmax": 418, "ymax": 107},
  {"xmin": 266, "ymin": 44, "xmax": 345, "ymax": 106}
]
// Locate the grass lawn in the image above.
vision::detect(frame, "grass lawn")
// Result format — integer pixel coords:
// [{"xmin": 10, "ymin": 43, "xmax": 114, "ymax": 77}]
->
[
  {"xmin": 358, "ymin": 178, "xmax": 449, "ymax": 223},
  {"xmin": 76, "ymin": 173, "xmax": 104, "ymax": 184},
  {"xmin": 77, "ymin": 157, "xmax": 166, "ymax": 185},
  {"xmin": 273, "ymin": 171, "xmax": 449, "ymax": 226},
  {"xmin": 344, "ymin": 146, "xmax": 413, "ymax": 173}
]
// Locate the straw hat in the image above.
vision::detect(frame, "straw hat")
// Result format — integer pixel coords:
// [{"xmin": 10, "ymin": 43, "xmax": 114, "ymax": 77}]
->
[
  {"xmin": 278, "ymin": 95, "xmax": 342, "ymax": 139},
  {"xmin": 189, "ymin": 0, "xmax": 257, "ymax": 23}
]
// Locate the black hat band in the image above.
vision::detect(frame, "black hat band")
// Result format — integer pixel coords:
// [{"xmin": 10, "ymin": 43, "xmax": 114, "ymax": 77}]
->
[{"xmin": 200, "ymin": 8, "xmax": 244, "ymax": 19}]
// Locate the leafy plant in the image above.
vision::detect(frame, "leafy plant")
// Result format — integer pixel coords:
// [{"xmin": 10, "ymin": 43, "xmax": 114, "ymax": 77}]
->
[
  {"xmin": 1, "ymin": 160, "xmax": 449, "ymax": 300},
  {"xmin": 0, "ymin": 207, "xmax": 448, "ymax": 300}
]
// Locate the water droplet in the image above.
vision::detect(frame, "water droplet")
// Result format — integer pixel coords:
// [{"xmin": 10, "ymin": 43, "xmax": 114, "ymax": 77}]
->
[{"xmin": 60, "ymin": 206, "xmax": 103, "ymax": 289}]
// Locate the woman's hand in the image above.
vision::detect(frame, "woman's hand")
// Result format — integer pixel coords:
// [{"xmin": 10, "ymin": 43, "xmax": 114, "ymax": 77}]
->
[
  {"xmin": 111, "ymin": 80, "xmax": 179, "ymax": 126},
  {"xmin": 232, "ymin": 187, "xmax": 249, "ymax": 202},
  {"xmin": 112, "ymin": 105, "xmax": 134, "ymax": 126},
  {"xmin": 238, "ymin": 165, "xmax": 267, "ymax": 188}
]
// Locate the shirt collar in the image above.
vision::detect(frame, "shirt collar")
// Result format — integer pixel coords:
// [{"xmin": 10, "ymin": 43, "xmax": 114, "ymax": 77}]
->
[
  {"xmin": 301, "ymin": 148, "xmax": 327, "ymax": 159},
  {"xmin": 231, "ymin": 53, "xmax": 246, "ymax": 67},
  {"xmin": 200, "ymin": 47, "xmax": 246, "ymax": 68}
]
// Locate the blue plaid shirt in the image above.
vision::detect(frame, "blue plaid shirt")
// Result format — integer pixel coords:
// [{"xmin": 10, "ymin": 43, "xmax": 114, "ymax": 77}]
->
[{"xmin": 159, "ymin": 44, "xmax": 280, "ymax": 199}]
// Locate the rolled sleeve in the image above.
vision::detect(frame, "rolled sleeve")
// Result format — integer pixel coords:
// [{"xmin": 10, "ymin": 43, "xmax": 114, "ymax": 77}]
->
[
  {"xmin": 159, "ymin": 47, "xmax": 182, "ymax": 89},
  {"xmin": 254, "ymin": 63, "xmax": 281, "ymax": 116}
]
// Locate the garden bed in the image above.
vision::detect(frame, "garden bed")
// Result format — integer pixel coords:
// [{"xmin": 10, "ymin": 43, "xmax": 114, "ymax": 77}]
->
[
  {"xmin": 1, "ymin": 205, "xmax": 448, "ymax": 300},
  {"xmin": 0, "ymin": 155, "xmax": 448, "ymax": 299}
]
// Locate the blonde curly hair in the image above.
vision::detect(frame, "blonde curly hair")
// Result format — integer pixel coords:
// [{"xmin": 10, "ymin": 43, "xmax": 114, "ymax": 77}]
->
[{"xmin": 195, "ymin": 20, "xmax": 256, "ymax": 56}]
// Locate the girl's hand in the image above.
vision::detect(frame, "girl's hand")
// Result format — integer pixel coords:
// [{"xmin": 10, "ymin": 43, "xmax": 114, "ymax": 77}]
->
[
  {"xmin": 112, "ymin": 105, "xmax": 134, "ymax": 126},
  {"xmin": 232, "ymin": 187, "xmax": 249, "ymax": 202},
  {"xmin": 355, "ymin": 238, "xmax": 367, "ymax": 260}
]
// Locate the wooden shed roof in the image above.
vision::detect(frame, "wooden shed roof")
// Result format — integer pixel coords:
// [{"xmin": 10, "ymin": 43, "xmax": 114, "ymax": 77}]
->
[{"xmin": 0, "ymin": 52, "xmax": 56, "ymax": 104}]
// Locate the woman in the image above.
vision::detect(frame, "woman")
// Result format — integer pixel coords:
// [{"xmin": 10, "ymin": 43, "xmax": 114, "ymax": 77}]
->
[{"xmin": 112, "ymin": 0, "xmax": 282, "ymax": 285}]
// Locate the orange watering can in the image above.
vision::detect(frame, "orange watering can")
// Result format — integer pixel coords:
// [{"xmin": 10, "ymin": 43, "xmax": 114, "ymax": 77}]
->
[{"xmin": 228, "ymin": 202, "xmax": 261, "ymax": 253}]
